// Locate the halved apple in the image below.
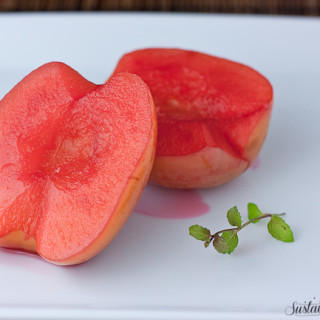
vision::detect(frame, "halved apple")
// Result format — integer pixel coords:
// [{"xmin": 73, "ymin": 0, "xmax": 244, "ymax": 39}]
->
[
  {"xmin": 113, "ymin": 48, "xmax": 273, "ymax": 188},
  {"xmin": 0, "ymin": 62, "xmax": 156, "ymax": 264}
]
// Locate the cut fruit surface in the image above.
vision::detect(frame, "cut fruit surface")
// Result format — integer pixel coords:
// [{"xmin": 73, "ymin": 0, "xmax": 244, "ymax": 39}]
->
[
  {"xmin": 0, "ymin": 62, "xmax": 156, "ymax": 264},
  {"xmin": 113, "ymin": 48, "xmax": 273, "ymax": 188}
]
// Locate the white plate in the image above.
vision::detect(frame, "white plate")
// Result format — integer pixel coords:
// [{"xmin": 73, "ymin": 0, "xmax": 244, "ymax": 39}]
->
[{"xmin": 0, "ymin": 13, "xmax": 320, "ymax": 320}]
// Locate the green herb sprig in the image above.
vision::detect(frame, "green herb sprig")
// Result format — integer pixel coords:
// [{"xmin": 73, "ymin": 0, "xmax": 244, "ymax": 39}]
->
[{"xmin": 189, "ymin": 203, "xmax": 294, "ymax": 254}]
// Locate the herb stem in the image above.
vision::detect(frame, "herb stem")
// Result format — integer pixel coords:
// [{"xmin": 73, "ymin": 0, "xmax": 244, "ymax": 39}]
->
[
  {"xmin": 240, "ymin": 213, "xmax": 271, "ymax": 228},
  {"xmin": 209, "ymin": 212, "xmax": 286, "ymax": 242}
]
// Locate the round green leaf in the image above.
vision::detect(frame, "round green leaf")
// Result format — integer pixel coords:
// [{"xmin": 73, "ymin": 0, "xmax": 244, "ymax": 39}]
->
[
  {"xmin": 221, "ymin": 231, "xmax": 239, "ymax": 254},
  {"xmin": 213, "ymin": 235, "xmax": 230, "ymax": 254},
  {"xmin": 189, "ymin": 225, "xmax": 211, "ymax": 241},
  {"xmin": 267, "ymin": 216, "xmax": 294, "ymax": 242},
  {"xmin": 227, "ymin": 206, "xmax": 242, "ymax": 228},
  {"xmin": 248, "ymin": 202, "xmax": 263, "ymax": 223}
]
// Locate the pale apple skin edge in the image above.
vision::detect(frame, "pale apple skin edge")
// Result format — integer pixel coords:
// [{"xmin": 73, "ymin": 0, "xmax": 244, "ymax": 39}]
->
[
  {"xmin": 0, "ymin": 93, "xmax": 157, "ymax": 266},
  {"xmin": 150, "ymin": 105, "xmax": 272, "ymax": 189},
  {"xmin": 0, "ymin": 230, "xmax": 37, "ymax": 253}
]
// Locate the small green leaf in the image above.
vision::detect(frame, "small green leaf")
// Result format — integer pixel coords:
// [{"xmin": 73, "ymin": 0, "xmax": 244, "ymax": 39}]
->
[
  {"xmin": 204, "ymin": 240, "xmax": 210, "ymax": 248},
  {"xmin": 267, "ymin": 216, "xmax": 294, "ymax": 242},
  {"xmin": 221, "ymin": 231, "xmax": 239, "ymax": 254},
  {"xmin": 213, "ymin": 235, "xmax": 230, "ymax": 254},
  {"xmin": 248, "ymin": 202, "xmax": 263, "ymax": 223},
  {"xmin": 227, "ymin": 206, "xmax": 242, "ymax": 228},
  {"xmin": 189, "ymin": 225, "xmax": 211, "ymax": 241}
]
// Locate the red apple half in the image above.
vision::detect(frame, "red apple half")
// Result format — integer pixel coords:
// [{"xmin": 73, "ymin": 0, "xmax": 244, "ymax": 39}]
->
[
  {"xmin": 113, "ymin": 48, "xmax": 273, "ymax": 188},
  {"xmin": 0, "ymin": 62, "xmax": 156, "ymax": 265}
]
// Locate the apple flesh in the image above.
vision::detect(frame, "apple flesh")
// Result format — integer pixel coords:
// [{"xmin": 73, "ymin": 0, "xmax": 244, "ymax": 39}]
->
[
  {"xmin": 112, "ymin": 48, "xmax": 273, "ymax": 188},
  {"xmin": 0, "ymin": 62, "xmax": 156, "ymax": 265}
]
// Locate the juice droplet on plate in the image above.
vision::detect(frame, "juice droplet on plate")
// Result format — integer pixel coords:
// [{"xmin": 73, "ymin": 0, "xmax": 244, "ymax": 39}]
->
[
  {"xmin": 251, "ymin": 157, "xmax": 261, "ymax": 170},
  {"xmin": 135, "ymin": 183, "xmax": 210, "ymax": 219}
]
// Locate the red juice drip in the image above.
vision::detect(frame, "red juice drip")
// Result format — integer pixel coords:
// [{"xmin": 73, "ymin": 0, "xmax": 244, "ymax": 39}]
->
[{"xmin": 135, "ymin": 183, "xmax": 210, "ymax": 219}]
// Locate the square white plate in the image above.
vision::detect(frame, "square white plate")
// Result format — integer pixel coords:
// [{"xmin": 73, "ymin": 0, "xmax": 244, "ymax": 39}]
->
[{"xmin": 0, "ymin": 13, "xmax": 320, "ymax": 320}]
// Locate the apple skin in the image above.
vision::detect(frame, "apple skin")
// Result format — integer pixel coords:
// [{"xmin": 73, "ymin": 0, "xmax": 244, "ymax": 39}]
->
[
  {"xmin": 112, "ymin": 48, "xmax": 273, "ymax": 189},
  {"xmin": 150, "ymin": 107, "xmax": 272, "ymax": 189}
]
